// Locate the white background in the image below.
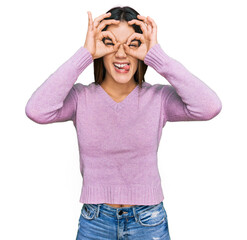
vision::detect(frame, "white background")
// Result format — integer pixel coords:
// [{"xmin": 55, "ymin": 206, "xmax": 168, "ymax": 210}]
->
[{"xmin": 0, "ymin": 0, "xmax": 246, "ymax": 239}]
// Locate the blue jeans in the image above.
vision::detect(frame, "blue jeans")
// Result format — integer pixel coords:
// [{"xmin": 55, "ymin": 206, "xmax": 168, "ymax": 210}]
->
[{"xmin": 76, "ymin": 201, "xmax": 171, "ymax": 240}]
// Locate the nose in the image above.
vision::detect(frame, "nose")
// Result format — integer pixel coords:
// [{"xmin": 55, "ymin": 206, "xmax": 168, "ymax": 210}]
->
[{"xmin": 115, "ymin": 44, "xmax": 127, "ymax": 58}]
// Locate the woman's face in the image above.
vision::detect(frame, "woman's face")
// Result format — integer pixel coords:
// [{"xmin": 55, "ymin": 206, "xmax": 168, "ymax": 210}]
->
[{"xmin": 103, "ymin": 21, "xmax": 139, "ymax": 85}]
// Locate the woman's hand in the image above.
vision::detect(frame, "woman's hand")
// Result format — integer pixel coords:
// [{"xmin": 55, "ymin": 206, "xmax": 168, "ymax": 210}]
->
[
  {"xmin": 123, "ymin": 15, "xmax": 158, "ymax": 61},
  {"xmin": 84, "ymin": 11, "xmax": 121, "ymax": 59}
]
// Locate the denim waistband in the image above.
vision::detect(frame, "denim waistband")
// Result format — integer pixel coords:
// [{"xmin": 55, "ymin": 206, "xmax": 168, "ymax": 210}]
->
[{"xmin": 82, "ymin": 201, "xmax": 164, "ymax": 220}]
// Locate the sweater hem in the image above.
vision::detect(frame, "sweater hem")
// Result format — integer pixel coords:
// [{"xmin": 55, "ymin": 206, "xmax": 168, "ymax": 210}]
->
[{"xmin": 79, "ymin": 184, "xmax": 164, "ymax": 205}]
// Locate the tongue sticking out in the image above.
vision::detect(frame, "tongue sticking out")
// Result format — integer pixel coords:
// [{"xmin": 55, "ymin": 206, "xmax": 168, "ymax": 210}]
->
[{"xmin": 123, "ymin": 64, "xmax": 130, "ymax": 70}]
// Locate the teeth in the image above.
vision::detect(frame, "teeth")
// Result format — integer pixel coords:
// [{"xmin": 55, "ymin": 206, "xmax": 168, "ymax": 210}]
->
[{"xmin": 114, "ymin": 63, "xmax": 128, "ymax": 68}]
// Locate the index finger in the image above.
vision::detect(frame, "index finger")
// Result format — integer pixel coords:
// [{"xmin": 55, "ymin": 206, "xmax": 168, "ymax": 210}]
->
[
  {"xmin": 94, "ymin": 12, "xmax": 111, "ymax": 28},
  {"xmin": 128, "ymin": 19, "xmax": 148, "ymax": 35},
  {"xmin": 97, "ymin": 19, "xmax": 120, "ymax": 32},
  {"xmin": 99, "ymin": 31, "xmax": 117, "ymax": 44},
  {"xmin": 126, "ymin": 32, "xmax": 145, "ymax": 45}
]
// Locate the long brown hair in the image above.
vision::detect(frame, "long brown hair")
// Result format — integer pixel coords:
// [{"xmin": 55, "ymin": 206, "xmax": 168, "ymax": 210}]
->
[{"xmin": 94, "ymin": 6, "xmax": 148, "ymax": 89}]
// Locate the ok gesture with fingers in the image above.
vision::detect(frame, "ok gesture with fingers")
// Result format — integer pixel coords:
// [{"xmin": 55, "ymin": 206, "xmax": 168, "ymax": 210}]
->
[
  {"xmin": 123, "ymin": 15, "xmax": 158, "ymax": 61},
  {"xmin": 84, "ymin": 11, "xmax": 121, "ymax": 59}
]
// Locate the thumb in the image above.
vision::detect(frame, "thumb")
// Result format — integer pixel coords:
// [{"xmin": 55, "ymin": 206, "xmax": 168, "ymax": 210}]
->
[
  {"xmin": 104, "ymin": 42, "xmax": 121, "ymax": 55},
  {"xmin": 123, "ymin": 44, "xmax": 131, "ymax": 55},
  {"xmin": 114, "ymin": 42, "xmax": 121, "ymax": 51},
  {"xmin": 123, "ymin": 44, "xmax": 136, "ymax": 58},
  {"xmin": 123, "ymin": 43, "xmax": 130, "ymax": 54}
]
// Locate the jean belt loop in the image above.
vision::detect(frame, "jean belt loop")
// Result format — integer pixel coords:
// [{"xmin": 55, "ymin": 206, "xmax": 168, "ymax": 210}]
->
[
  {"xmin": 132, "ymin": 205, "xmax": 138, "ymax": 223},
  {"xmin": 96, "ymin": 204, "xmax": 100, "ymax": 218}
]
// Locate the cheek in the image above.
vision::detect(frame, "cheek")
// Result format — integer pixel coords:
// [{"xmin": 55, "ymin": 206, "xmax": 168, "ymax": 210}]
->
[
  {"xmin": 102, "ymin": 57, "xmax": 107, "ymax": 67},
  {"xmin": 103, "ymin": 56, "xmax": 111, "ymax": 69},
  {"xmin": 133, "ymin": 61, "xmax": 138, "ymax": 72},
  {"xmin": 104, "ymin": 57, "xmax": 118, "ymax": 75}
]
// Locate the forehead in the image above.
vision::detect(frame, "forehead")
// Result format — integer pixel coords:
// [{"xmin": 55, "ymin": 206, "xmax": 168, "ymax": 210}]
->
[{"xmin": 106, "ymin": 21, "xmax": 135, "ymax": 43}]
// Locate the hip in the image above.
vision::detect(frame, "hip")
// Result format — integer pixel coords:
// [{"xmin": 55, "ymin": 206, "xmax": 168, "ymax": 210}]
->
[{"xmin": 76, "ymin": 201, "xmax": 171, "ymax": 240}]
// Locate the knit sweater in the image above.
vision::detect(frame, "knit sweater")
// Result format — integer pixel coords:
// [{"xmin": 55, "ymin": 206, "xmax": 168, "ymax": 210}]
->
[{"xmin": 25, "ymin": 43, "xmax": 222, "ymax": 205}]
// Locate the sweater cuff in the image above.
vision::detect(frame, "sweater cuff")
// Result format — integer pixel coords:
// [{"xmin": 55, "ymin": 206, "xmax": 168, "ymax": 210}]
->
[
  {"xmin": 144, "ymin": 43, "xmax": 171, "ymax": 72},
  {"xmin": 68, "ymin": 46, "xmax": 93, "ymax": 75}
]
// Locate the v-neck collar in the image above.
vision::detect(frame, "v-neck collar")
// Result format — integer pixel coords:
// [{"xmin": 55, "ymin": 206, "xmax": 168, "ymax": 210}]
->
[{"xmin": 95, "ymin": 82, "xmax": 141, "ymax": 112}]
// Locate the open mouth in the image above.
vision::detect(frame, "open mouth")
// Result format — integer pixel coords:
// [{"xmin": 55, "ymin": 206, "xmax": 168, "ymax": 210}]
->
[{"xmin": 113, "ymin": 63, "xmax": 130, "ymax": 73}]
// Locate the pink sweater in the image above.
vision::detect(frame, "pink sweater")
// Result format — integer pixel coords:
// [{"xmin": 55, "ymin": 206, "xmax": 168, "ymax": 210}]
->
[{"xmin": 25, "ymin": 44, "xmax": 222, "ymax": 205}]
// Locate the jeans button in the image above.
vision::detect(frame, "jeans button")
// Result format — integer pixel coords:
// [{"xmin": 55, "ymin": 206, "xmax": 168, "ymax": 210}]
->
[{"xmin": 119, "ymin": 210, "xmax": 123, "ymax": 215}]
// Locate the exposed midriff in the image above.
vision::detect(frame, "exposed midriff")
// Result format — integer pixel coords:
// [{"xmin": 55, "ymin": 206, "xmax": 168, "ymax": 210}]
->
[{"xmin": 104, "ymin": 203, "xmax": 135, "ymax": 208}]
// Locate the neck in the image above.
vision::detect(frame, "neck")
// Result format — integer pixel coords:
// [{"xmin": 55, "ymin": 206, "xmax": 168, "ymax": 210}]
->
[{"xmin": 100, "ymin": 77, "xmax": 137, "ymax": 98}]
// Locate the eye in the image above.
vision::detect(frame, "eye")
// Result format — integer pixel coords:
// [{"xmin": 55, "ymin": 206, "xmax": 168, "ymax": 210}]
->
[
  {"xmin": 105, "ymin": 42, "xmax": 114, "ymax": 46},
  {"xmin": 128, "ymin": 40, "xmax": 141, "ymax": 48},
  {"xmin": 129, "ymin": 44, "xmax": 138, "ymax": 48},
  {"xmin": 102, "ymin": 37, "xmax": 114, "ymax": 46}
]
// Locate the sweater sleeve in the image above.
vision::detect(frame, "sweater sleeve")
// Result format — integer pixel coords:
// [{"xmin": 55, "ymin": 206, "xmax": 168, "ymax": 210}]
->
[
  {"xmin": 144, "ymin": 43, "xmax": 222, "ymax": 122},
  {"xmin": 25, "ymin": 46, "xmax": 93, "ymax": 125}
]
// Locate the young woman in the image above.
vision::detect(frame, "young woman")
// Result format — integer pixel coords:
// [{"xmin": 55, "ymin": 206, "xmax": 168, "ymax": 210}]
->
[{"xmin": 25, "ymin": 6, "xmax": 222, "ymax": 240}]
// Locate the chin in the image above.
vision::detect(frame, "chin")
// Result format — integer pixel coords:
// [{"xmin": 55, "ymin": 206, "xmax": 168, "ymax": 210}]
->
[{"xmin": 113, "ymin": 77, "xmax": 133, "ymax": 84}]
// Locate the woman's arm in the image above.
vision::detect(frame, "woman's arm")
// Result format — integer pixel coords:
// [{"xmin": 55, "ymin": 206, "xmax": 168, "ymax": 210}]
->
[
  {"xmin": 125, "ymin": 15, "xmax": 222, "ymax": 122},
  {"xmin": 25, "ymin": 47, "xmax": 93, "ymax": 124},
  {"xmin": 25, "ymin": 11, "xmax": 122, "ymax": 125},
  {"xmin": 144, "ymin": 43, "xmax": 222, "ymax": 122}
]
